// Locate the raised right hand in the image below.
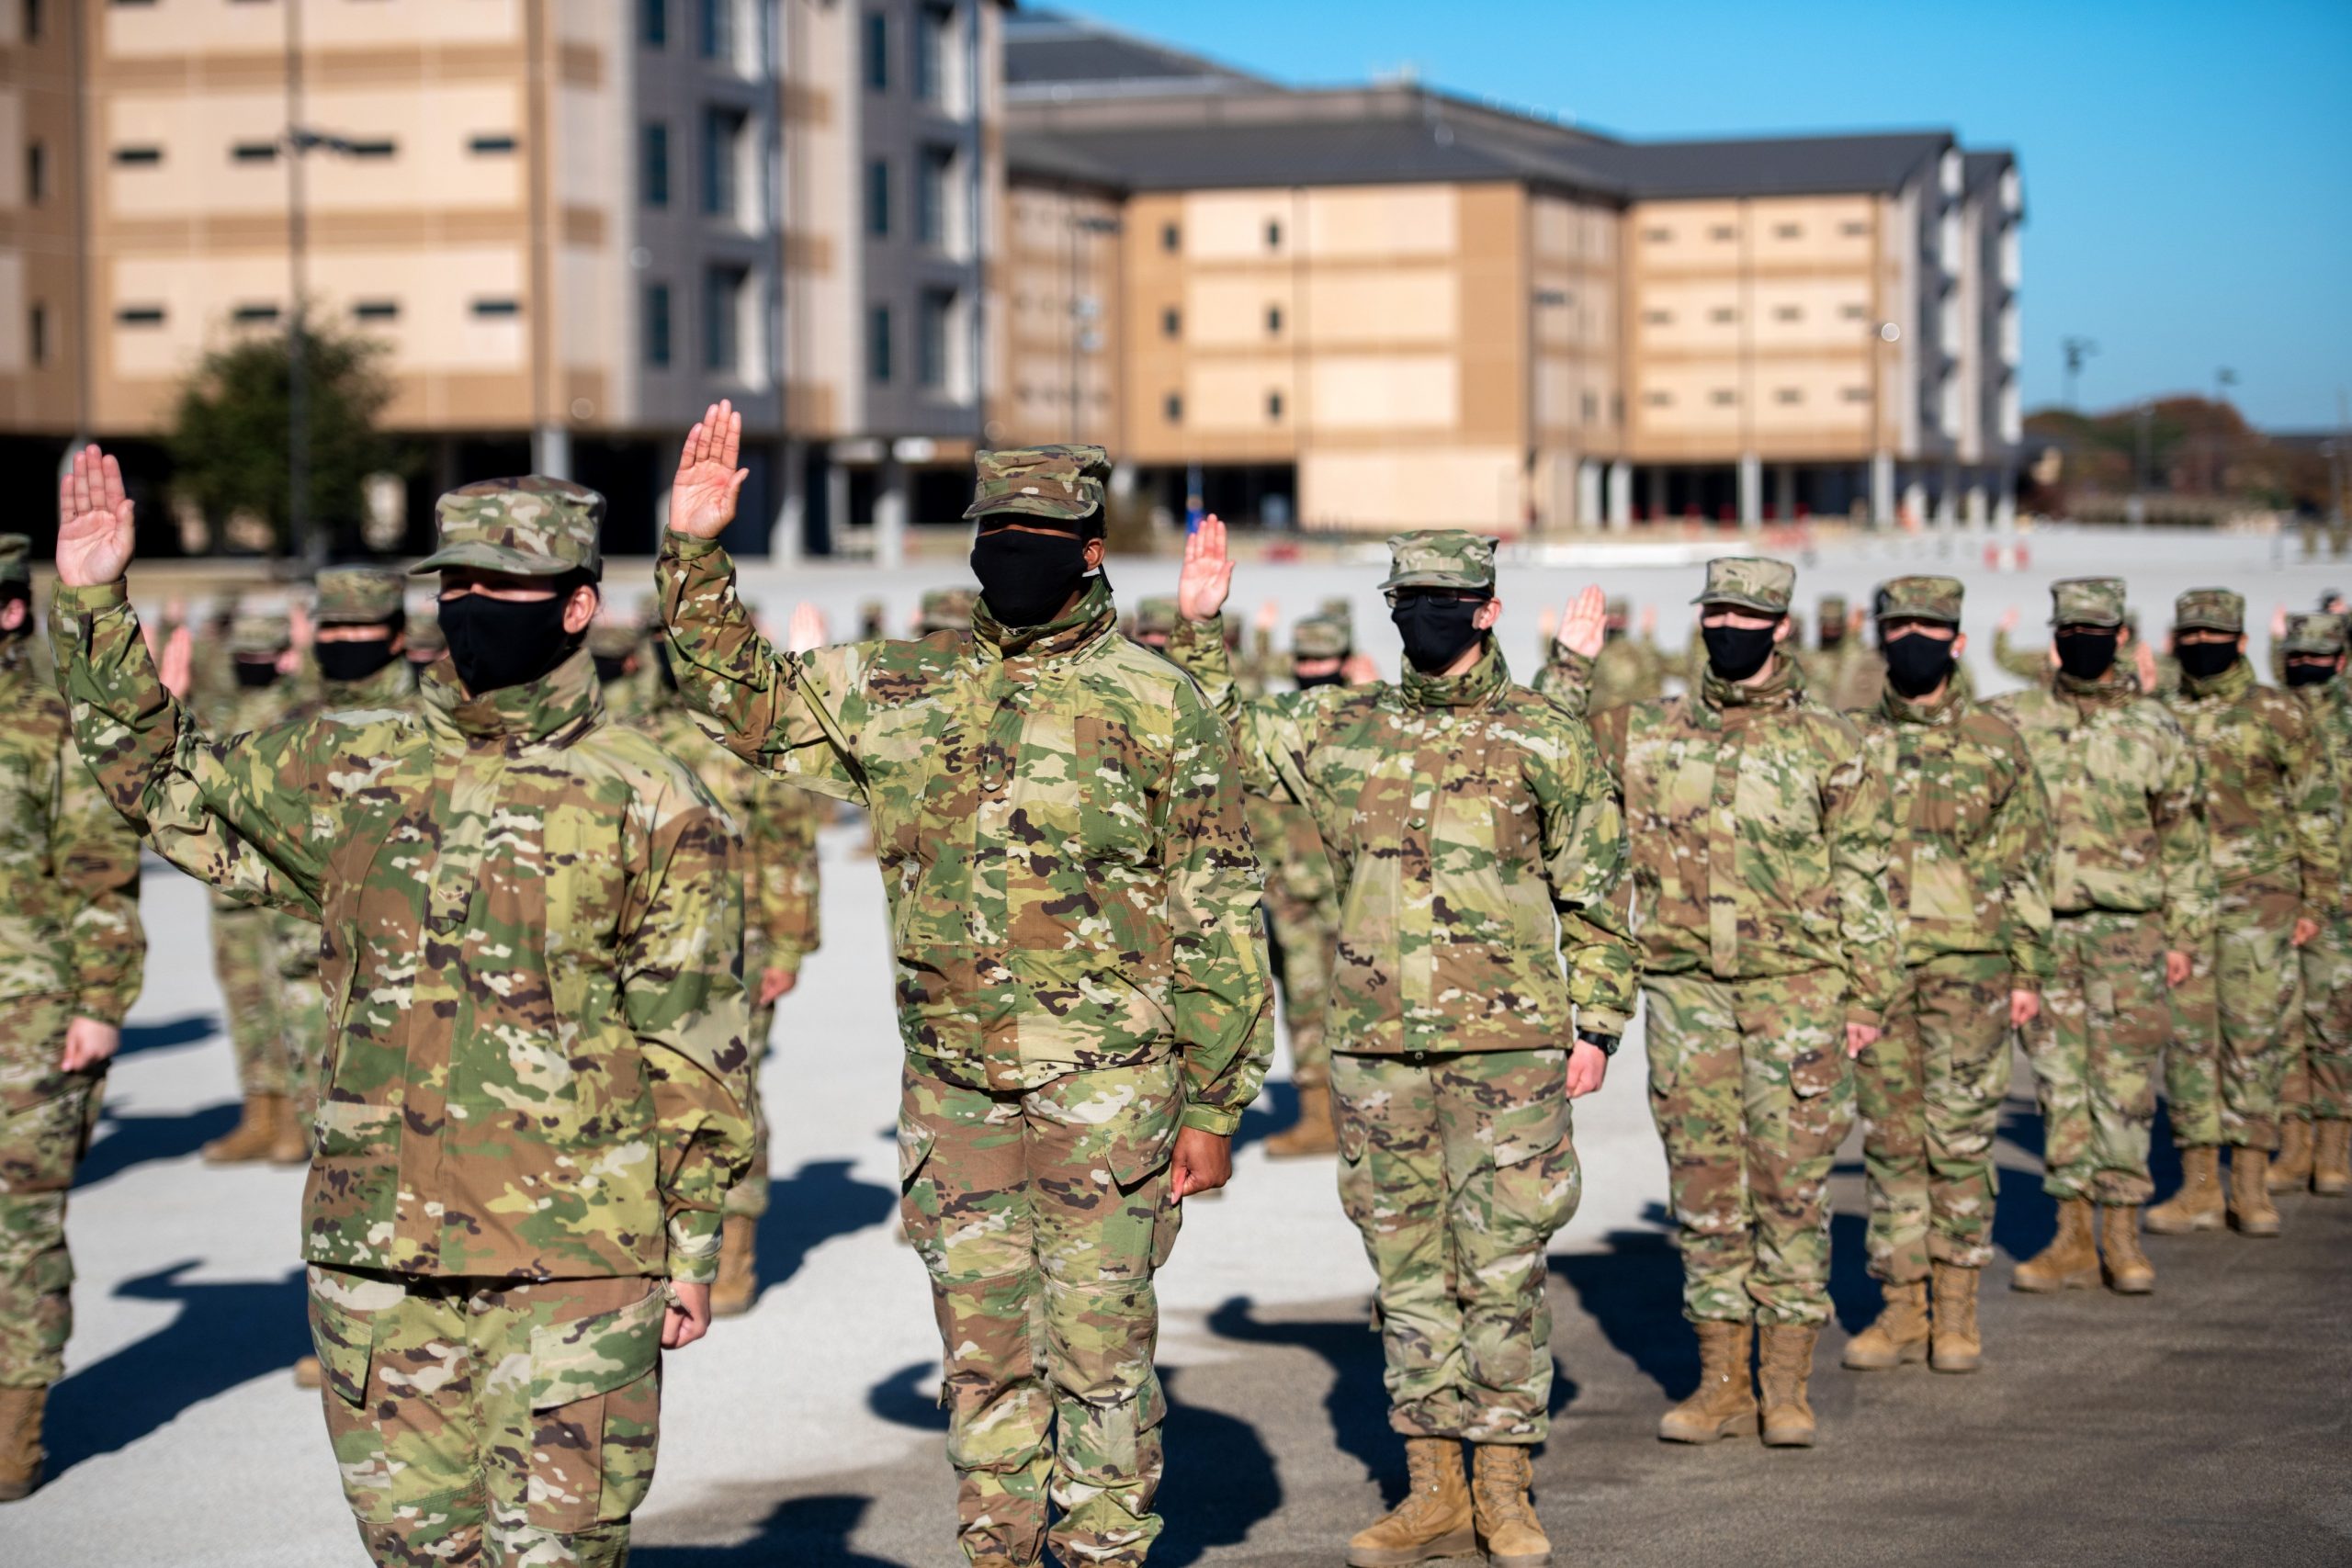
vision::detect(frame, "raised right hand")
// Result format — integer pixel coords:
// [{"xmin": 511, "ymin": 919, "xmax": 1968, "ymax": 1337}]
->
[
  {"xmin": 670, "ymin": 400, "xmax": 749, "ymax": 540},
  {"xmin": 158, "ymin": 625, "xmax": 194, "ymax": 698},
  {"xmin": 1177, "ymin": 513, "xmax": 1234, "ymax": 623},
  {"xmin": 1556, "ymin": 585, "xmax": 1606, "ymax": 659},
  {"xmin": 786, "ymin": 602, "xmax": 826, "ymax": 655},
  {"xmin": 56, "ymin": 445, "xmax": 136, "ymax": 587}
]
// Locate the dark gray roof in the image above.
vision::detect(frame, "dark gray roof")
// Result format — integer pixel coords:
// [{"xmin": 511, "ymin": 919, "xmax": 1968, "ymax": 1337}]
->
[
  {"xmin": 1005, "ymin": 9, "xmax": 1272, "ymax": 99},
  {"xmin": 1574, "ymin": 132, "xmax": 1951, "ymax": 199}
]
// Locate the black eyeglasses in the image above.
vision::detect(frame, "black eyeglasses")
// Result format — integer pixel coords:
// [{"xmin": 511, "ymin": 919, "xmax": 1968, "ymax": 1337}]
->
[{"xmin": 1384, "ymin": 588, "xmax": 1490, "ymax": 610}]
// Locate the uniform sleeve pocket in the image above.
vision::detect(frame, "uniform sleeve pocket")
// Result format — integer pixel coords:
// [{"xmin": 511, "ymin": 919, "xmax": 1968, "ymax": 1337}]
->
[{"xmin": 526, "ymin": 1286, "xmax": 667, "ymax": 1531}]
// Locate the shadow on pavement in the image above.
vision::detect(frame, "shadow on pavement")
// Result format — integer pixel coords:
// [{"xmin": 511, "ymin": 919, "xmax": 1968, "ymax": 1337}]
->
[
  {"xmin": 76, "ymin": 1102, "xmax": 240, "ymax": 1189},
  {"xmin": 746, "ymin": 1157, "xmax": 896, "ymax": 1310},
  {"xmin": 115, "ymin": 1012, "xmax": 218, "ymax": 1058},
  {"xmin": 865, "ymin": 1360, "xmax": 947, "ymax": 1432},
  {"xmin": 633, "ymin": 1494, "xmax": 912, "ymax": 1567},
  {"xmin": 45, "ymin": 1258, "xmax": 308, "ymax": 1477},
  {"xmin": 1548, "ymin": 1220, "xmax": 1694, "ymax": 1404},
  {"xmin": 1232, "ymin": 1079, "xmax": 1300, "ymax": 1156},
  {"xmin": 1204, "ymin": 1293, "xmax": 1393, "ymax": 1499}
]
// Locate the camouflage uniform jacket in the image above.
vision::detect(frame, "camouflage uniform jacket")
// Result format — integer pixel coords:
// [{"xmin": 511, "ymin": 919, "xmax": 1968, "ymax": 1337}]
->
[
  {"xmin": 2292, "ymin": 679, "xmax": 2352, "ymax": 919},
  {"xmin": 1584, "ymin": 634, "xmax": 1668, "ymax": 711},
  {"xmin": 0, "ymin": 637, "xmax": 144, "ymax": 1021},
  {"xmin": 1170, "ymin": 617, "xmax": 1637, "ymax": 1050},
  {"xmin": 51, "ymin": 582, "xmax": 753, "ymax": 1284},
  {"xmin": 1849, "ymin": 684, "xmax": 2053, "ymax": 980},
  {"xmin": 2160, "ymin": 660, "xmax": 2339, "ymax": 921},
  {"xmin": 634, "ymin": 692, "xmax": 824, "ymax": 975},
  {"xmin": 1541, "ymin": 649, "xmax": 1899, "ymax": 1029},
  {"xmin": 1985, "ymin": 667, "xmax": 2214, "ymax": 950},
  {"xmin": 658, "ymin": 537, "xmax": 1273, "ymax": 1134},
  {"xmin": 278, "ymin": 656, "xmax": 421, "ymax": 728}
]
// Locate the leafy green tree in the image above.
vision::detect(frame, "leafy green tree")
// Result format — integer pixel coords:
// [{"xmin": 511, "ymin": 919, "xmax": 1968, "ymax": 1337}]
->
[{"xmin": 167, "ymin": 323, "xmax": 399, "ymax": 557}]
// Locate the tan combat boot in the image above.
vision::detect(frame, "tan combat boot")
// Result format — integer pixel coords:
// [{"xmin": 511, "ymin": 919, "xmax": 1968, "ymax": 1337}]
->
[
  {"xmin": 270, "ymin": 1097, "xmax": 312, "ymax": 1166},
  {"xmin": 1657, "ymin": 1320, "xmax": 1758, "ymax": 1443},
  {"xmin": 709, "ymin": 1214, "xmax": 761, "ymax": 1318},
  {"xmin": 0, "ymin": 1385, "xmax": 45, "ymax": 1503},
  {"xmin": 1470, "ymin": 1444, "xmax": 1549, "ymax": 1568},
  {"xmin": 1757, "ymin": 1324, "xmax": 1820, "ymax": 1448},
  {"xmin": 1840, "ymin": 1279, "xmax": 1928, "ymax": 1370},
  {"xmin": 1347, "ymin": 1437, "xmax": 1474, "ymax": 1567},
  {"xmin": 1929, "ymin": 1261, "xmax": 1983, "ymax": 1373},
  {"xmin": 2144, "ymin": 1146, "xmax": 2224, "ymax": 1234},
  {"xmin": 2268, "ymin": 1118, "xmax": 2314, "ymax": 1193},
  {"xmin": 1265, "ymin": 1083, "xmax": 1339, "ymax": 1158},
  {"xmin": 293, "ymin": 1356, "xmax": 322, "ymax": 1390},
  {"xmin": 2313, "ymin": 1120, "xmax": 2351, "ymax": 1197},
  {"xmin": 202, "ymin": 1092, "xmax": 284, "ymax": 1165},
  {"xmin": 2227, "ymin": 1147, "xmax": 2281, "ymax": 1236},
  {"xmin": 2012, "ymin": 1196, "xmax": 2099, "ymax": 1292},
  {"xmin": 2099, "ymin": 1205, "xmax": 2154, "ymax": 1293}
]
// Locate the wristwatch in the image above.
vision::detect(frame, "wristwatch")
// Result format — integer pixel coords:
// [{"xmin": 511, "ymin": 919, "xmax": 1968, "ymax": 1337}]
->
[{"xmin": 1575, "ymin": 1029, "xmax": 1620, "ymax": 1057}]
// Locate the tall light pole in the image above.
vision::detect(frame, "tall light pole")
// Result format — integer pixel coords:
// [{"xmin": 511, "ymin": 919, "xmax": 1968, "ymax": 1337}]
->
[
  {"xmin": 283, "ymin": 0, "xmax": 357, "ymax": 570},
  {"xmin": 2061, "ymin": 335, "xmax": 2098, "ymax": 411}
]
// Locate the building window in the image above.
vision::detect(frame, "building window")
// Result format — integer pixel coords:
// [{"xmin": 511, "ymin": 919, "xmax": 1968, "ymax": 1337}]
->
[
  {"xmin": 704, "ymin": 266, "xmax": 744, "ymax": 372},
  {"xmin": 1160, "ymin": 221, "xmax": 1179, "ymax": 252},
  {"xmin": 1265, "ymin": 219, "xmax": 1282, "ymax": 250},
  {"xmin": 1774, "ymin": 223, "xmax": 1802, "ymax": 239},
  {"xmin": 1163, "ymin": 392, "xmax": 1183, "ymax": 423},
  {"xmin": 868, "ymin": 303, "xmax": 892, "ymax": 382},
  {"xmin": 865, "ymin": 158, "xmax": 889, "ymax": 237},
  {"xmin": 112, "ymin": 145, "xmax": 163, "ymax": 166},
  {"xmin": 472, "ymin": 299, "xmax": 521, "ymax": 317},
  {"xmin": 24, "ymin": 142, "xmax": 42, "ymax": 204},
  {"xmin": 863, "ymin": 10, "xmax": 889, "ymax": 90},
  {"xmin": 1580, "ymin": 390, "xmax": 1597, "ymax": 422},
  {"xmin": 1265, "ymin": 304, "xmax": 1283, "ymax": 334},
  {"xmin": 1643, "ymin": 389, "xmax": 1671, "ymax": 406},
  {"xmin": 352, "ymin": 299, "xmax": 399, "ymax": 321},
  {"xmin": 917, "ymin": 288, "xmax": 953, "ymax": 390},
  {"xmin": 232, "ymin": 141, "xmax": 278, "ymax": 163},
  {"xmin": 1710, "ymin": 308, "xmax": 1736, "ymax": 323},
  {"xmin": 702, "ymin": 107, "xmax": 746, "ymax": 218},
  {"xmin": 1267, "ymin": 389, "xmax": 1283, "ymax": 421},
  {"xmin": 915, "ymin": 145, "xmax": 953, "ymax": 248},
  {"xmin": 1711, "ymin": 389, "xmax": 1736, "ymax": 406},
  {"xmin": 1641, "ymin": 310, "xmax": 1671, "ymax": 325},
  {"xmin": 232, "ymin": 302, "xmax": 281, "ymax": 324},
  {"xmin": 642, "ymin": 122, "xmax": 670, "ymax": 207},
  {"xmin": 24, "ymin": 0, "xmax": 40, "ymax": 40},
  {"xmin": 1839, "ymin": 303, "xmax": 1868, "ymax": 320},
  {"xmin": 1840, "ymin": 220, "xmax": 1870, "ymax": 237},
  {"xmin": 698, "ymin": 0, "xmax": 732, "ymax": 61},
  {"xmin": 912, "ymin": 3, "xmax": 950, "ymax": 105},
  {"xmin": 1841, "ymin": 386, "xmax": 1871, "ymax": 402},
  {"xmin": 345, "ymin": 140, "xmax": 396, "ymax": 158},
  {"xmin": 1775, "ymin": 388, "xmax": 1803, "ymax": 404},
  {"xmin": 469, "ymin": 134, "xmax": 517, "ymax": 155},
  {"xmin": 1774, "ymin": 305, "xmax": 1801, "ymax": 321},
  {"xmin": 1710, "ymin": 224, "xmax": 1736, "ymax": 241},
  {"xmin": 1641, "ymin": 226, "xmax": 1671, "ymax": 242},
  {"xmin": 116, "ymin": 305, "xmax": 166, "ymax": 325},
  {"xmin": 641, "ymin": 0, "xmax": 667, "ymax": 47},
  {"xmin": 644, "ymin": 283, "xmax": 673, "ymax": 367},
  {"xmin": 1160, "ymin": 307, "xmax": 1180, "ymax": 338},
  {"xmin": 28, "ymin": 304, "xmax": 47, "ymax": 367}
]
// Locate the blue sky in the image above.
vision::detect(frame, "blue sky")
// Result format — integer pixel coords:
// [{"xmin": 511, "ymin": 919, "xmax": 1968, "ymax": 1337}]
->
[{"xmin": 1056, "ymin": 0, "xmax": 2351, "ymax": 431}]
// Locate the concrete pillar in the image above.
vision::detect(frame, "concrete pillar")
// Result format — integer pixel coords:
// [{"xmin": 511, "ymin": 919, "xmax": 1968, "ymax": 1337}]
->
[
  {"xmin": 1964, "ymin": 479, "xmax": 1988, "ymax": 528},
  {"xmin": 1773, "ymin": 463, "xmax": 1796, "ymax": 523},
  {"xmin": 532, "ymin": 423, "xmax": 572, "ymax": 480},
  {"xmin": 824, "ymin": 454, "xmax": 851, "ymax": 559},
  {"xmin": 1871, "ymin": 452, "xmax": 1895, "ymax": 526},
  {"xmin": 1935, "ymin": 464, "xmax": 1960, "ymax": 528},
  {"xmin": 1902, "ymin": 476, "xmax": 1928, "ymax": 528},
  {"xmin": 1577, "ymin": 459, "xmax": 1603, "ymax": 531},
  {"xmin": 874, "ymin": 456, "xmax": 908, "ymax": 570},
  {"xmin": 1606, "ymin": 460, "xmax": 1632, "ymax": 527},
  {"xmin": 1995, "ymin": 471, "xmax": 2018, "ymax": 529},
  {"xmin": 1737, "ymin": 452, "xmax": 1761, "ymax": 530},
  {"xmin": 1645, "ymin": 465, "xmax": 1667, "ymax": 523},
  {"xmin": 772, "ymin": 438, "xmax": 805, "ymax": 565}
]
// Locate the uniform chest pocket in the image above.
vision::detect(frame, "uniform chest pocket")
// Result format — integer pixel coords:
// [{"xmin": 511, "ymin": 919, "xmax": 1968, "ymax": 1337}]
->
[
  {"xmin": 1074, "ymin": 714, "xmax": 1165, "ymax": 864},
  {"xmin": 539, "ymin": 802, "xmax": 621, "ymax": 964},
  {"xmin": 1732, "ymin": 747, "xmax": 1820, "ymax": 849}
]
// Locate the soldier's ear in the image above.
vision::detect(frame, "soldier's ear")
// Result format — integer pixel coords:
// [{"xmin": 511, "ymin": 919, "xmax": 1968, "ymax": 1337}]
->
[
  {"xmin": 562, "ymin": 582, "xmax": 602, "ymax": 637},
  {"xmin": 1951, "ymin": 629, "xmax": 1970, "ymax": 658},
  {"xmin": 0, "ymin": 599, "xmax": 24, "ymax": 634},
  {"xmin": 1083, "ymin": 536, "xmax": 1106, "ymax": 573},
  {"xmin": 1772, "ymin": 615, "xmax": 1792, "ymax": 644},
  {"xmin": 1474, "ymin": 597, "xmax": 1501, "ymax": 632}
]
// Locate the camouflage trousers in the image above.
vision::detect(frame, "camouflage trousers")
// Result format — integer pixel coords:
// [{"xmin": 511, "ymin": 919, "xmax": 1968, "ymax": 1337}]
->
[
  {"xmin": 2160, "ymin": 878, "xmax": 2301, "ymax": 1149},
  {"xmin": 1642, "ymin": 970, "xmax": 1853, "ymax": 1327},
  {"xmin": 898, "ymin": 1060, "xmax": 1182, "ymax": 1567},
  {"xmin": 2282, "ymin": 917, "xmax": 2352, "ymax": 1123},
  {"xmin": 0, "ymin": 995, "xmax": 101, "ymax": 1388},
  {"xmin": 2026, "ymin": 910, "xmax": 2166, "ymax": 1202},
  {"xmin": 307, "ymin": 1264, "xmax": 666, "ymax": 1568},
  {"xmin": 1261, "ymin": 868, "xmax": 1338, "ymax": 1090},
  {"xmin": 211, "ymin": 900, "xmax": 289, "ymax": 1097},
  {"xmin": 2163, "ymin": 940, "xmax": 2222, "ymax": 1147},
  {"xmin": 1856, "ymin": 954, "xmax": 2012, "ymax": 1282},
  {"xmin": 1331, "ymin": 1047, "xmax": 1579, "ymax": 1444}
]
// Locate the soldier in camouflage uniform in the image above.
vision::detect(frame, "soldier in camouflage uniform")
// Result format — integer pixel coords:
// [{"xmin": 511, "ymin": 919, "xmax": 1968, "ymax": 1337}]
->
[
  {"xmin": 1545, "ymin": 560, "xmax": 1895, "ymax": 1450},
  {"xmin": 1985, "ymin": 579, "xmax": 2211, "ymax": 1296},
  {"xmin": 1798, "ymin": 592, "xmax": 1882, "ymax": 713},
  {"xmin": 631, "ymin": 626, "xmax": 824, "ymax": 1317},
  {"xmin": 2139, "ymin": 591, "xmax": 2337, "ymax": 1237},
  {"xmin": 920, "ymin": 586, "xmax": 978, "ymax": 636},
  {"xmin": 403, "ymin": 604, "xmax": 444, "ymax": 669},
  {"xmin": 198, "ymin": 611, "xmax": 301, "ymax": 1164},
  {"xmin": 1171, "ymin": 520, "xmax": 1632, "ymax": 1568},
  {"xmin": 2276, "ymin": 613, "xmax": 2352, "ymax": 1195},
  {"xmin": 1837, "ymin": 578, "xmax": 2050, "ymax": 1377},
  {"xmin": 51, "ymin": 446, "xmax": 752, "ymax": 1567},
  {"xmin": 658, "ymin": 410, "xmax": 1272, "ymax": 1568},
  {"xmin": 0, "ymin": 535, "xmax": 145, "ymax": 1503},
  {"xmin": 1563, "ymin": 595, "xmax": 1669, "ymax": 712}
]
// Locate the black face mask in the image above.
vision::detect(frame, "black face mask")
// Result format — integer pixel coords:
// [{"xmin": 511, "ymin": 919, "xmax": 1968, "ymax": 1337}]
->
[
  {"xmin": 1294, "ymin": 668, "xmax": 1345, "ymax": 691},
  {"xmin": 1702, "ymin": 622, "xmax": 1779, "ymax": 682},
  {"xmin": 439, "ymin": 591, "xmax": 581, "ymax": 695},
  {"xmin": 2286, "ymin": 660, "xmax": 2338, "ymax": 689},
  {"xmin": 1390, "ymin": 596, "xmax": 1487, "ymax": 674},
  {"xmin": 592, "ymin": 652, "xmax": 631, "ymax": 685},
  {"xmin": 1819, "ymin": 628, "xmax": 1845, "ymax": 649},
  {"xmin": 314, "ymin": 637, "xmax": 398, "ymax": 685},
  {"xmin": 1882, "ymin": 630, "xmax": 1956, "ymax": 698},
  {"xmin": 971, "ymin": 528, "xmax": 1091, "ymax": 628},
  {"xmin": 2053, "ymin": 627, "xmax": 2120, "ymax": 681},
  {"xmin": 2175, "ymin": 640, "xmax": 2239, "ymax": 682},
  {"xmin": 232, "ymin": 658, "xmax": 281, "ymax": 691},
  {"xmin": 1603, "ymin": 624, "xmax": 1625, "ymax": 643}
]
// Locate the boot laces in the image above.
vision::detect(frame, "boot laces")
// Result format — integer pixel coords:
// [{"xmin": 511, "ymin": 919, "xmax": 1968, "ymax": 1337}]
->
[{"xmin": 1475, "ymin": 1460, "xmax": 1536, "ymax": 1529}]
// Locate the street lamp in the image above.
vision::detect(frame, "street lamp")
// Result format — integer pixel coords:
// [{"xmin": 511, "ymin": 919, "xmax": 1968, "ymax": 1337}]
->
[
  {"xmin": 1871, "ymin": 320, "xmax": 1902, "ymax": 525},
  {"xmin": 2061, "ymin": 336, "xmax": 2098, "ymax": 411},
  {"xmin": 1065, "ymin": 210, "xmax": 1120, "ymax": 443}
]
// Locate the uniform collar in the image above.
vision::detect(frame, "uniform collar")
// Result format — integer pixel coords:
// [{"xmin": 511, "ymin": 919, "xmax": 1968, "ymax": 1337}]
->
[
  {"xmin": 421, "ymin": 645, "xmax": 603, "ymax": 745},
  {"xmin": 973, "ymin": 575, "xmax": 1115, "ymax": 664},
  {"xmin": 1399, "ymin": 637, "xmax": 1509, "ymax": 710},
  {"xmin": 2178, "ymin": 655, "xmax": 2254, "ymax": 703},
  {"xmin": 320, "ymin": 656, "xmax": 419, "ymax": 710},
  {"xmin": 1702, "ymin": 650, "xmax": 1804, "ymax": 713},
  {"xmin": 1879, "ymin": 681, "xmax": 1963, "ymax": 728},
  {"xmin": 2054, "ymin": 662, "xmax": 2140, "ymax": 707}
]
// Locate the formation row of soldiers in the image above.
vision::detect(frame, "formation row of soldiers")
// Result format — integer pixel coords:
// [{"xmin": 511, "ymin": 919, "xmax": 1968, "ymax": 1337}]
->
[{"xmin": 0, "ymin": 413, "xmax": 2344, "ymax": 1568}]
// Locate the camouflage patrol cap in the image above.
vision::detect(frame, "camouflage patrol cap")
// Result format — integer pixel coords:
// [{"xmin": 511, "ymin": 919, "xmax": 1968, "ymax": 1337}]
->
[
  {"xmin": 1381, "ymin": 531, "xmax": 1498, "ymax": 594},
  {"xmin": 1818, "ymin": 592, "xmax": 1849, "ymax": 622},
  {"xmin": 1692, "ymin": 556, "xmax": 1796, "ymax": 615},
  {"xmin": 918, "ymin": 586, "xmax": 977, "ymax": 635},
  {"xmin": 228, "ymin": 613, "xmax": 290, "ymax": 656},
  {"xmin": 1604, "ymin": 595, "xmax": 1631, "ymax": 622},
  {"xmin": 2049, "ymin": 577, "xmax": 2126, "ymax": 628},
  {"xmin": 1875, "ymin": 575, "xmax": 1965, "ymax": 626},
  {"xmin": 0, "ymin": 535, "xmax": 28, "ymax": 587},
  {"xmin": 313, "ymin": 566, "xmax": 406, "ymax": 626},
  {"xmin": 586, "ymin": 621, "xmax": 641, "ymax": 660},
  {"xmin": 412, "ymin": 476, "xmax": 605, "ymax": 579},
  {"xmin": 2282, "ymin": 613, "xmax": 2347, "ymax": 656},
  {"xmin": 1293, "ymin": 614, "xmax": 1351, "ymax": 660},
  {"xmin": 1318, "ymin": 596, "xmax": 1354, "ymax": 624},
  {"xmin": 1134, "ymin": 596, "xmax": 1180, "ymax": 638},
  {"xmin": 2173, "ymin": 587, "xmax": 2244, "ymax": 635},
  {"xmin": 963, "ymin": 445, "xmax": 1111, "ymax": 528}
]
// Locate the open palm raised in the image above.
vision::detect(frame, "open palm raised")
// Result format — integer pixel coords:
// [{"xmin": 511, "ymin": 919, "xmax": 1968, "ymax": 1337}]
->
[
  {"xmin": 1176, "ymin": 513, "xmax": 1234, "ymax": 622},
  {"xmin": 671, "ymin": 400, "xmax": 751, "ymax": 540},
  {"xmin": 56, "ymin": 444, "xmax": 136, "ymax": 588}
]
